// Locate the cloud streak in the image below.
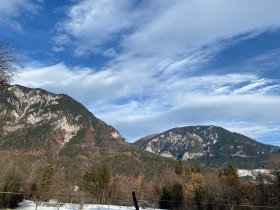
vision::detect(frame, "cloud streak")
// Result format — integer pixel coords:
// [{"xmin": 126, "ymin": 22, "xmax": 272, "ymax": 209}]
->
[
  {"xmin": 122, "ymin": 0, "xmax": 280, "ymax": 56},
  {"xmin": 0, "ymin": 0, "xmax": 41, "ymax": 32}
]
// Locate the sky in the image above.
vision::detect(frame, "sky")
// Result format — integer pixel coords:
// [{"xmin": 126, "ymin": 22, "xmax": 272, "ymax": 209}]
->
[{"xmin": 1, "ymin": 0, "xmax": 280, "ymax": 145}]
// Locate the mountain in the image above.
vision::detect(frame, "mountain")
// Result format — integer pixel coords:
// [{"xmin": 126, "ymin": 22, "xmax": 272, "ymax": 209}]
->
[
  {"xmin": 1, "ymin": 85, "xmax": 278, "ymax": 169},
  {"xmin": 0, "ymin": 85, "xmax": 176, "ymax": 176},
  {"xmin": 0, "ymin": 85, "xmax": 127, "ymax": 157},
  {"xmin": 133, "ymin": 125, "xmax": 280, "ymax": 168}
]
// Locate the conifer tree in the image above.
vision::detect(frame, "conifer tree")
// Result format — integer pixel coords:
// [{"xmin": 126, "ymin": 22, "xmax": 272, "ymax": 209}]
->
[
  {"xmin": 175, "ymin": 160, "xmax": 183, "ymax": 176},
  {"xmin": 40, "ymin": 161, "xmax": 55, "ymax": 193}
]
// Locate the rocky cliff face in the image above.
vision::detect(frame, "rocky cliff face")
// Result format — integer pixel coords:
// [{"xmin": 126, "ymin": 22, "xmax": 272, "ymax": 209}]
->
[
  {"xmin": 0, "ymin": 85, "xmax": 126, "ymax": 156},
  {"xmin": 133, "ymin": 126, "xmax": 280, "ymax": 168}
]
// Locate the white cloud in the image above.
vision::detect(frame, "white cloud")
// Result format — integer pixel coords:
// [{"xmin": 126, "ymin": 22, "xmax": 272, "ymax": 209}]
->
[
  {"xmin": 54, "ymin": 0, "xmax": 280, "ymax": 58},
  {"xmin": 0, "ymin": 0, "xmax": 42, "ymax": 32},
  {"xmin": 96, "ymin": 94, "xmax": 280, "ymax": 144},
  {"xmin": 14, "ymin": 60, "xmax": 280, "ymax": 145},
  {"xmin": 14, "ymin": 62, "xmax": 147, "ymax": 105},
  {"xmin": 122, "ymin": 0, "xmax": 280, "ymax": 56},
  {"xmin": 0, "ymin": 0, "xmax": 35, "ymax": 15},
  {"xmin": 55, "ymin": 0, "xmax": 135, "ymax": 56},
  {"xmin": 233, "ymin": 79, "xmax": 271, "ymax": 95}
]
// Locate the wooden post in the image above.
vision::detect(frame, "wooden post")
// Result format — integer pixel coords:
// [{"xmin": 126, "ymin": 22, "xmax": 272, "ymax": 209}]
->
[{"xmin": 132, "ymin": 191, "xmax": 139, "ymax": 210}]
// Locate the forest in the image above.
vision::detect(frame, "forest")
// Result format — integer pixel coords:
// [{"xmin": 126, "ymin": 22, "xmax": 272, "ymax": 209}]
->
[{"xmin": 0, "ymin": 152, "xmax": 279, "ymax": 210}]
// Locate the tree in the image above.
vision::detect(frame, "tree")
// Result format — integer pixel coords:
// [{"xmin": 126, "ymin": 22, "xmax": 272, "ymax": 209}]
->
[
  {"xmin": 175, "ymin": 160, "xmax": 183, "ymax": 176},
  {"xmin": 184, "ymin": 162, "xmax": 192, "ymax": 181},
  {"xmin": 220, "ymin": 165, "xmax": 238, "ymax": 178},
  {"xmin": 0, "ymin": 171, "xmax": 23, "ymax": 208},
  {"xmin": 83, "ymin": 163, "xmax": 112, "ymax": 204},
  {"xmin": 159, "ymin": 183, "xmax": 184, "ymax": 210},
  {"xmin": 184, "ymin": 173, "xmax": 205, "ymax": 199},
  {"xmin": 39, "ymin": 161, "xmax": 56, "ymax": 193},
  {"xmin": 272, "ymin": 170, "xmax": 280, "ymax": 206},
  {"xmin": 266, "ymin": 155, "xmax": 280, "ymax": 169},
  {"xmin": 0, "ymin": 42, "xmax": 22, "ymax": 91}
]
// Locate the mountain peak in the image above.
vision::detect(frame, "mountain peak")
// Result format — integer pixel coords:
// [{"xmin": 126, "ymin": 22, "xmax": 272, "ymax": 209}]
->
[{"xmin": 0, "ymin": 85, "xmax": 126, "ymax": 157}]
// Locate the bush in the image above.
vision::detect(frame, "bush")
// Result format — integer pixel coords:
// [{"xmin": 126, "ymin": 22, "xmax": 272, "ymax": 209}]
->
[{"xmin": 0, "ymin": 172, "xmax": 23, "ymax": 208}]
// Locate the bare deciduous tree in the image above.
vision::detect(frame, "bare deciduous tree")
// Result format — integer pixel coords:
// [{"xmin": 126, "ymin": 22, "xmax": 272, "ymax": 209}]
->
[{"xmin": 0, "ymin": 42, "xmax": 22, "ymax": 91}]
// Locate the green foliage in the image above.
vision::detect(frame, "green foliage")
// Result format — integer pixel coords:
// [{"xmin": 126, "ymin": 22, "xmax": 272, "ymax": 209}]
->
[
  {"xmin": 103, "ymin": 149, "xmax": 177, "ymax": 178},
  {"xmin": 175, "ymin": 160, "xmax": 183, "ymax": 176},
  {"xmin": 0, "ymin": 125, "xmax": 52, "ymax": 150},
  {"xmin": 40, "ymin": 161, "xmax": 55, "ymax": 193},
  {"xmin": 59, "ymin": 144, "xmax": 88, "ymax": 158},
  {"xmin": 272, "ymin": 170, "xmax": 280, "ymax": 205},
  {"xmin": 184, "ymin": 162, "xmax": 192, "ymax": 181},
  {"xmin": 172, "ymin": 183, "xmax": 184, "ymax": 209},
  {"xmin": 83, "ymin": 163, "xmax": 112, "ymax": 195},
  {"xmin": 195, "ymin": 187, "xmax": 206, "ymax": 210},
  {"xmin": 159, "ymin": 188, "xmax": 172, "ymax": 209},
  {"xmin": 255, "ymin": 173, "xmax": 266, "ymax": 192},
  {"xmin": 220, "ymin": 165, "xmax": 238, "ymax": 178},
  {"xmin": 159, "ymin": 183, "xmax": 184, "ymax": 209}
]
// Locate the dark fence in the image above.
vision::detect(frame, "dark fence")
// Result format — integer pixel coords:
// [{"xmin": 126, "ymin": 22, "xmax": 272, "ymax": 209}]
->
[{"xmin": 0, "ymin": 191, "xmax": 279, "ymax": 210}]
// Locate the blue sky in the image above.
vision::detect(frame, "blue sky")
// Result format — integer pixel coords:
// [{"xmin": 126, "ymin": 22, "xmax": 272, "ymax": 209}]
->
[{"xmin": 1, "ymin": 0, "xmax": 280, "ymax": 145}]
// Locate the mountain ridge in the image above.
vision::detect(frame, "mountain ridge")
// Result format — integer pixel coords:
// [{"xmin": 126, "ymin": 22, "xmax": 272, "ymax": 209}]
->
[
  {"xmin": 132, "ymin": 125, "xmax": 280, "ymax": 168},
  {"xmin": 1, "ymin": 84, "xmax": 279, "ymax": 168},
  {"xmin": 0, "ymin": 84, "xmax": 127, "ymax": 157}
]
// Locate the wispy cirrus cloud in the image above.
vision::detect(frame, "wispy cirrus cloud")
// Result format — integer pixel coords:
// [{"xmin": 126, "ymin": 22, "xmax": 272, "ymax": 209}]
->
[
  {"xmin": 55, "ymin": 0, "xmax": 280, "ymax": 58},
  {"xmin": 121, "ymin": 0, "xmax": 280, "ymax": 56},
  {"xmin": 0, "ymin": 0, "xmax": 42, "ymax": 32}
]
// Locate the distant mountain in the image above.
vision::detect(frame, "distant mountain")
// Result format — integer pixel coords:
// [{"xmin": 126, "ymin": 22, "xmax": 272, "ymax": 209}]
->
[
  {"xmin": 133, "ymin": 125, "xmax": 280, "ymax": 168},
  {"xmin": 0, "ymin": 85, "xmax": 127, "ymax": 157}
]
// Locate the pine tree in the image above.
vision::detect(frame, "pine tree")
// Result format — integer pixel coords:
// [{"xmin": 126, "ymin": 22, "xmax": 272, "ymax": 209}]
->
[
  {"xmin": 220, "ymin": 165, "xmax": 238, "ymax": 178},
  {"xmin": 175, "ymin": 160, "xmax": 183, "ymax": 176},
  {"xmin": 185, "ymin": 162, "xmax": 192, "ymax": 181},
  {"xmin": 83, "ymin": 163, "xmax": 112, "ymax": 203},
  {"xmin": 39, "ymin": 161, "xmax": 55, "ymax": 193}
]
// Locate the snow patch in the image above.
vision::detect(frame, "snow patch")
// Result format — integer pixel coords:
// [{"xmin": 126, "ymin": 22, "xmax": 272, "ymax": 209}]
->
[
  {"xmin": 16, "ymin": 200, "xmax": 163, "ymax": 210},
  {"xmin": 238, "ymin": 169, "xmax": 272, "ymax": 178}
]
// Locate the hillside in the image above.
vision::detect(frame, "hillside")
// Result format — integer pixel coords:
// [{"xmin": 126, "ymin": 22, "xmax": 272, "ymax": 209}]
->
[
  {"xmin": 133, "ymin": 125, "xmax": 280, "ymax": 168},
  {"xmin": 0, "ymin": 85, "xmax": 176, "ymax": 176},
  {"xmin": 0, "ymin": 85, "xmax": 128, "ymax": 156},
  {"xmin": 1, "ymin": 84, "xmax": 279, "ymax": 170}
]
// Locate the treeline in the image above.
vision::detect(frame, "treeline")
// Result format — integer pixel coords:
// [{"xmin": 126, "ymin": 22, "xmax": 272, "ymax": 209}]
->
[
  {"xmin": 158, "ymin": 161, "xmax": 280, "ymax": 209},
  {"xmin": 0, "ymin": 152, "xmax": 280, "ymax": 209}
]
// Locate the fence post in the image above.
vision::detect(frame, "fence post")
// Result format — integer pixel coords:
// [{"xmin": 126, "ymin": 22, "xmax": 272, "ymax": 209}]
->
[{"xmin": 132, "ymin": 192, "xmax": 139, "ymax": 210}]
